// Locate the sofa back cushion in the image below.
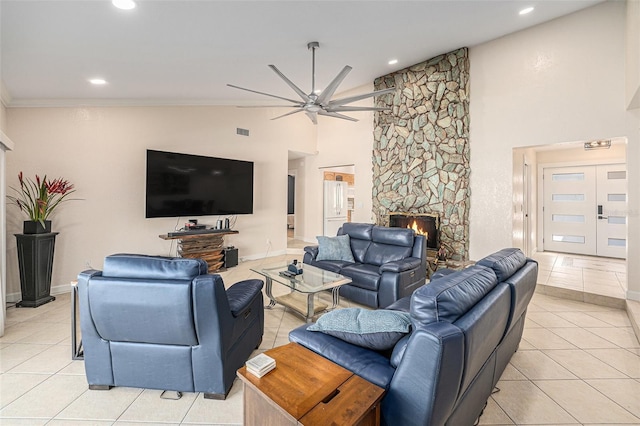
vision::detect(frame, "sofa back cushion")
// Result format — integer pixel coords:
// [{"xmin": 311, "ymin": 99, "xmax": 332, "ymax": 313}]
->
[
  {"xmin": 477, "ymin": 248, "xmax": 526, "ymax": 282},
  {"xmin": 88, "ymin": 277, "xmax": 199, "ymax": 346},
  {"xmin": 410, "ymin": 265, "xmax": 498, "ymax": 328},
  {"xmin": 363, "ymin": 227, "xmax": 415, "ymax": 266},
  {"xmin": 339, "ymin": 223, "xmax": 373, "ymax": 263},
  {"xmin": 454, "ymin": 283, "xmax": 510, "ymax": 395},
  {"xmin": 102, "ymin": 254, "xmax": 208, "ymax": 280}
]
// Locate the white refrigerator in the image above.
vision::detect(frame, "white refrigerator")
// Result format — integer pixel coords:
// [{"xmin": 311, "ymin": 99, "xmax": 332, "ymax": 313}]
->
[{"xmin": 323, "ymin": 180, "xmax": 349, "ymax": 236}]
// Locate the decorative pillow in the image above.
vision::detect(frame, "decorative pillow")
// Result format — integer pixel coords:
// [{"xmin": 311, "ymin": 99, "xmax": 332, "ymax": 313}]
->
[
  {"xmin": 316, "ymin": 235, "xmax": 355, "ymax": 263},
  {"xmin": 308, "ymin": 308, "xmax": 412, "ymax": 350}
]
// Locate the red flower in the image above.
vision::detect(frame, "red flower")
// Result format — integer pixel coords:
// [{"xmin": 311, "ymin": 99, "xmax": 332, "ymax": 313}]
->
[{"xmin": 7, "ymin": 172, "xmax": 79, "ymax": 225}]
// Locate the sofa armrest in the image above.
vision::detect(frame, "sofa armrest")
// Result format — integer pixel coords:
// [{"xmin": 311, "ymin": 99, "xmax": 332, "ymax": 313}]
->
[
  {"xmin": 304, "ymin": 245, "xmax": 319, "ymax": 260},
  {"xmin": 226, "ymin": 279, "xmax": 264, "ymax": 317},
  {"xmin": 289, "ymin": 324, "xmax": 396, "ymax": 390},
  {"xmin": 379, "ymin": 257, "xmax": 421, "ymax": 273}
]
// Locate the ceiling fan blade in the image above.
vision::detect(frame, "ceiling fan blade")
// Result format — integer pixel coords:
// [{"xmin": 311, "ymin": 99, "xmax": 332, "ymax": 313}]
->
[
  {"xmin": 268, "ymin": 65, "xmax": 311, "ymax": 102},
  {"xmin": 305, "ymin": 111, "xmax": 318, "ymax": 125},
  {"xmin": 325, "ymin": 106, "xmax": 391, "ymax": 112},
  {"xmin": 237, "ymin": 105, "xmax": 303, "ymax": 108},
  {"xmin": 316, "ymin": 65, "xmax": 352, "ymax": 105},
  {"xmin": 227, "ymin": 84, "xmax": 301, "ymax": 104},
  {"xmin": 271, "ymin": 108, "xmax": 305, "ymax": 120},
  {"xmin": 317, "ymin": 110, "xmax": 359, "ymax": 122},
  {"xmin": 328, "ymin": 87, "xmax": 396, "ymax": 106}
]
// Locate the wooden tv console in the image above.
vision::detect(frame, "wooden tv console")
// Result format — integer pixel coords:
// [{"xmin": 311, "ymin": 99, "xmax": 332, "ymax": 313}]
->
[{"xmin": 159, "ymin": 230, "xmax": 238, "ymax": 273}]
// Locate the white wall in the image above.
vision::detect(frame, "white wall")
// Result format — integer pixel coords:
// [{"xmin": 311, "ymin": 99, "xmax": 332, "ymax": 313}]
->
[
  {"xmin": 299, "ymin": 84, "xmax": 376, "ymax": 241},
  {"xmin": 5, "ymin": 106, "xmax": 315, "ymax": 299},
  {"xmin": 469, "ymin": 1, "xmax": 640, "ymax": 299}
]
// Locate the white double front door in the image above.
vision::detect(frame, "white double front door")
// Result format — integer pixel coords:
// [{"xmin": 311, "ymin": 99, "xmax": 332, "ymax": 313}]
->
[{"xmin": 543, "ymin": 164, "xmax": 627, "ymax": 259}]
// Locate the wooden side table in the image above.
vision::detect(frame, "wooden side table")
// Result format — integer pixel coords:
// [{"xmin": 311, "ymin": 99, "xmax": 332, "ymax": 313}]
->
[{"xmin": 237, "ymin": 343, "xmax": 385, "ymax": 426}]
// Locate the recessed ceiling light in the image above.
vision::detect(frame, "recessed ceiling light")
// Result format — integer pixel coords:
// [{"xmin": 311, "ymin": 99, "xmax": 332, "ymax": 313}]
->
[
  {"xmin": 112, "ymin": 0, "xmax": 136, "ymax": 10},
  {"xmin": 388, "ymin": 59, "xmax": 398, "ymax": 65},
  {"xmin": 89, "ymin": 78, "xmax": 107, "ymax": 85},
  {"xmin": 519, "ymin": 6, "xmax": 534, "ymax": 15}
]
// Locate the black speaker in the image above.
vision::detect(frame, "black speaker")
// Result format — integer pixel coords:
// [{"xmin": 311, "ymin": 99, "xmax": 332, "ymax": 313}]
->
[{"xmin": 224, "ymin": 247, "xmax": 238, "ymax": 268}]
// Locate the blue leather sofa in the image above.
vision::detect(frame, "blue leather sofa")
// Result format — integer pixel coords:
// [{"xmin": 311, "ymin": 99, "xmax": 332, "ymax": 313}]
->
[
  {"xmin": 304, "ymin": 223, "xmax": 427, "ymax": 308},
  {"xmin": 78, "ymin": 254, "xmax": 264, "ymax": 399},
  {"xmin": 290, "ymin": 248, "xmax": 537, "ymax": 425}
]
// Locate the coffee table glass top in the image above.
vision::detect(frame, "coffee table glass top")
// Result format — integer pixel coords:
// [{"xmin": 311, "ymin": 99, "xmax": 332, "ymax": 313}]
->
[{"xmin": 251, "ymin": 262, "xmax": 351, "ymax": 293}]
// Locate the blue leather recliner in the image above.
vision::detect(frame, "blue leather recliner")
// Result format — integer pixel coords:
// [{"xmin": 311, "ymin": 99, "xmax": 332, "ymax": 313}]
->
[
  {"xmin": 78, "ymin": 254, "xmax": 264, "ymax": 399},
  {"xmin": 304, "ymin": 223, "xmax": 427, "ymax": 308}
]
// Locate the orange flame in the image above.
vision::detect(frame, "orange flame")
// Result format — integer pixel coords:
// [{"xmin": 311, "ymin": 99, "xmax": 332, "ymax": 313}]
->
[{"xmin": 408, "ymin": 219, "xmax": 428, "ymax": 239}]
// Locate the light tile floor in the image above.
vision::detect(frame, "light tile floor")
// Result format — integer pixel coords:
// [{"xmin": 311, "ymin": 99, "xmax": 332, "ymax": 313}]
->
[
  {"xmin": 532, "ymin": 251, "xmax": 627, "ymax": 306},
  {"xmin": 1, "ymin": 254, "xmax": 639, "ymax": 425}
]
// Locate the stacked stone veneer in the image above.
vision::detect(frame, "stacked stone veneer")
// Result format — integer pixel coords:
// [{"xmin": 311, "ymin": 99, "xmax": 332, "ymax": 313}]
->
[{"xmin": 372, "ymin": 48, "xmax": 470, "ymax": 260}]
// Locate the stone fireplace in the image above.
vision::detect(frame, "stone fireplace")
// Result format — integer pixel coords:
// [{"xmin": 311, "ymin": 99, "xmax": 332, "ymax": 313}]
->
[
  {"xmin": 372, "ymin": 47, "xmax": 470, "ymax": 261},
  {"xmin": 389, "ymin": 213, "xmax": 439, "ymax": 250}
]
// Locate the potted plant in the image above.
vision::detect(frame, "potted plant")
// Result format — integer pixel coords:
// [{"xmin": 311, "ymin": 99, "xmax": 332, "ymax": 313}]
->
[
  {"xmin": 7, "ymin": 172, "xmax": 77, "ymax": 307},
  {"xmin": 8, "ymin": 172, "xmax": 77, "ymax": 234}
]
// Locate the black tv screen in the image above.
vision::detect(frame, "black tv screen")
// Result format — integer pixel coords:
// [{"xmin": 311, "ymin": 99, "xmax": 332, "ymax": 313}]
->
[{"xmin": 145, "ymin": 149, "xmax": 254, "ymax": 218}]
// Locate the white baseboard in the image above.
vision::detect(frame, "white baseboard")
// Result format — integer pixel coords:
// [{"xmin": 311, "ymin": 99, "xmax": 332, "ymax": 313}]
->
[
  {"xmin": 6, "ymin": 283, "xmax": 71, "ymax": 303},
  {"xmin": 627, "ymin": 290, "xmax": 640, "ymax": 302},
  {"xmin": 239, "ymin": 249, "xmax": 286, "ymax": 262}
]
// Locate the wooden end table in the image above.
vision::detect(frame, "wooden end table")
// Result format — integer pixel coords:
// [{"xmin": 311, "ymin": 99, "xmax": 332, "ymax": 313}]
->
[{"xmin": 237, "ymin": 343, "xmax": 385, "ymax": 426}]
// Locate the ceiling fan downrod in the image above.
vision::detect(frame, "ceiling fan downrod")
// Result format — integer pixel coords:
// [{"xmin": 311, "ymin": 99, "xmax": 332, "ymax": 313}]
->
[{"xmin": 308, "ymin": 41, "xmax": 319, "ymax": 97}]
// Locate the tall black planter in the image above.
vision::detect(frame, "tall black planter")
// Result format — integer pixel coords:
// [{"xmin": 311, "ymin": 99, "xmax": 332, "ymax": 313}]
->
[{"xmin": 15, "ymin": 232, "xmax": 58, "ymax": 307}]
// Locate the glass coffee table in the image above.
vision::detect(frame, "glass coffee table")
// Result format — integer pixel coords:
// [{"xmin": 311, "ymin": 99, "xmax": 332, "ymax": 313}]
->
[{"xmin": 251, "ymin": 262, "xmax": 351, "ymax": 322}]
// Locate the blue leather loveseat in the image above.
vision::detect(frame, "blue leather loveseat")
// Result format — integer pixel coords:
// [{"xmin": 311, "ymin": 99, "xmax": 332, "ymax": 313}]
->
[
  {"xmin": 291, "ymin": 248, "xmax": 537, "ymax": 425},
  {"xmin": 304, "ymin": 223, "xmax": 427, "ymax": 308},
  {"xmin": 78, "ymin": 254, "xmax": 264, "ymax": 399}
]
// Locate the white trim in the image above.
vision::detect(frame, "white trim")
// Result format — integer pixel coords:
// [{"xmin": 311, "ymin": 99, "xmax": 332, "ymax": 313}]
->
[
  {"xmin": 0, "ymin": 130, "xmax": 15, "ymax": 151},
  {"xmin": 627, "ymin": 290, "xmax": 640, "ymax": 302},
  {"xmin": 4, "ymin": 98, "xmax": 291, "ymax": 108},
  {"xmin": 0, "ymin": 80, "xmax": 12, "ymax": 107},
  {"xmin": 0, "ymin": 134, "xmax": 14, "ymax": 337}
]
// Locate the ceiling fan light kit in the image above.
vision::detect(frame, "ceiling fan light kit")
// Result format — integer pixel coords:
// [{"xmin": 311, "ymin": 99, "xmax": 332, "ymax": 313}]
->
[{"xmin": 227, "ymin": 41, "xmax": 395, "ymax": 124}]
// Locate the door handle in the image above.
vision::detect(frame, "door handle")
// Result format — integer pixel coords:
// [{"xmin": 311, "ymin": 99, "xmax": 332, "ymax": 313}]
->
[{"xmin": 597, "ymin": 205, "xmax": 607, "ymax": 219}]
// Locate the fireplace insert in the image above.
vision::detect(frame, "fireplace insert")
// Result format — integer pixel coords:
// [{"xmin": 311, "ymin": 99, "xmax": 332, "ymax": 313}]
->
[{"xmin": 389, "ymin": 213, "xmax": 439, "ymax": 250}]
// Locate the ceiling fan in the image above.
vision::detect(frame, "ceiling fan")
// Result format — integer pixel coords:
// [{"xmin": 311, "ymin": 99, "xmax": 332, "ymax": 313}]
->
[{"xmin": 227, "ymin": 42, "xmax": 395, "ymax": 124}]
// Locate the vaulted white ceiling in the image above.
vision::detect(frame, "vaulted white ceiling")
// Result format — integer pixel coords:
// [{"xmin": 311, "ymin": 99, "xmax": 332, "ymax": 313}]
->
[{"xmin": 1, "ymin": 0, "xmax": 603, "ymax": 107}]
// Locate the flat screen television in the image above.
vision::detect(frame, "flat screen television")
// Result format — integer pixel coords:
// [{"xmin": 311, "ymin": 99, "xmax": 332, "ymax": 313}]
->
[{"xmin": 145, "ymin": 149, "xmax": 254, "ymax": 218}]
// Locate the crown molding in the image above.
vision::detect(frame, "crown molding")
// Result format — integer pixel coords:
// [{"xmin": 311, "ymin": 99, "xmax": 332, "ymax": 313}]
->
[
  {"xmin": 0, "ymin": 129, "xmax": 15, "ymax": 151},
  {"xmin": 0, "ymin": 80, "xmax": 12, "ymax": 107},
  {"xmin": 3, "ymin": 97, "xmax": 290, "ymax": 108}
]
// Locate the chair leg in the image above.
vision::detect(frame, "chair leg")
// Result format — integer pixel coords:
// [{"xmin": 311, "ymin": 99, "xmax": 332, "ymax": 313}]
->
[
  {"xmin": 89, "ymin": 385, "xmax": 112, "ymax": 391},
  {"xmin": 204, "ymin": 391, "xmax": 228, "ymax": 400},
  {"xmin": 160, "ymin": 390, "xmax": 182, "ymax": 400}
]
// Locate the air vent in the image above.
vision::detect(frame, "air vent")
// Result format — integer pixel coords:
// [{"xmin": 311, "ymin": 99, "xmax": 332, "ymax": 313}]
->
[{"xmin": 236, "ymin": 128, "xmax": 250, "ymax": 137}]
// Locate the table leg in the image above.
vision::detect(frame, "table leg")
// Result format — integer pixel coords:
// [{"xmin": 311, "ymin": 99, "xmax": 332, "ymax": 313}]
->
[
  {"xmin": 305, "ymin": 294, "xmax": 315, "ymax": 323},
  {"xmin": 264, "ymin": 277, "xmax": 277, "ymax": 309},
  {"xmin": 330, "ymin": 287, "xmax": 341, "ymax": 310}
]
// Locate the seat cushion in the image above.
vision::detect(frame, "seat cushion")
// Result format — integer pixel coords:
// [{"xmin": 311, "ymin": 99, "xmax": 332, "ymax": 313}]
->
[
  {"xmin": 290, "ymin": 324, "xmax": 396, "ymax": 390},
  {"xmin": 308, "ymin": 308, "xmax": 412, "ymax": 350},
  {"xmin": 340, "ymin": 264, "xmax": 381, "ymax": 291}
]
